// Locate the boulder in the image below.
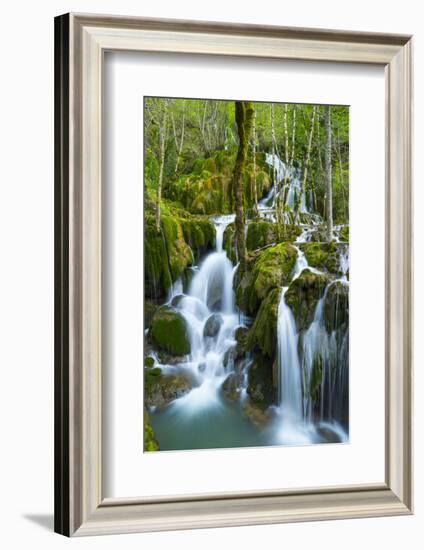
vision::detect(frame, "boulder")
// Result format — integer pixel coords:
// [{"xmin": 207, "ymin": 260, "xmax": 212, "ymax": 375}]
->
[
  {"xmin": 150, "ymin": 307, "xmax": 191, "ymax": 356},
  {"xmin": 246, "ymin": 288, "xmax": 281, "ymax": 358},
  {"xmin": 323, "ymin": 281, "xmax": 349, "ymax": 333},
  {"xmin": 144, "ymin": 371, "xmax": 195, "ymax": 408},
  {"xmin": 285, "ymin": 269, "xmax": 329, "ymax": 332},
  {"xmin": 236, "ymin": 243, "xmax": 297, "ymax": 315},
  {"xmin": 203, "ymin": 313, "xmax": 224, "ymax": 338}
]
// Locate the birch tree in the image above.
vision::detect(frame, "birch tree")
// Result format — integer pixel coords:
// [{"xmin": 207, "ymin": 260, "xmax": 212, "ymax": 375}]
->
[
  {"xmin": 155, "ymin": 100, "xmax": 169, "ymax": 233},
  {"xmin": 171, "ymin": 101, "xmax": 185, "ymax": 174},
  {"xmin": 324, "ymin": 105, "xmax": 333, "ymax": 241},
  {"xmin": 251, "ymin": 109, "xmax": 259, "ymax": 216},
  {"xmin": 297, "ymin": 105, "xmax": 316, "ymax": 216},
  {"xmin": 233, "ymin": 101, "xmax": 254, "ymax": 273}
]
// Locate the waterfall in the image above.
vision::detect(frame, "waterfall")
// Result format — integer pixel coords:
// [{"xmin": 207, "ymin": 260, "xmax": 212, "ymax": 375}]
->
[
  {"xmin": 275, "ymin": 248, "xmax": 349, "ymax": 443},
  {"xmin": 265, "ymin": 153, "xmax": 309, "ymax": 214},
  {"xmin": 277, "ymin": 288, "xmax": 302, "ymax": 420},
  {"xmin": 169, "ymin": 214, "xmax": 240, "ymax": 410}
]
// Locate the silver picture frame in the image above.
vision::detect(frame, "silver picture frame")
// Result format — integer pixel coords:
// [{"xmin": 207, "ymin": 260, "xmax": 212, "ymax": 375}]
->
[{"xmin": 54, "ymin": 13, "xmax": 413, "ymax": 536}]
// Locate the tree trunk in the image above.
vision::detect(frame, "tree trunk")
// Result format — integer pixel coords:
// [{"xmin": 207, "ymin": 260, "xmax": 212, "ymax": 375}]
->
[
  {"xmin": 324, "ymin": 105, "xmax": 333, "ymax": 241},
  {"xmin": 155, "ymin": 102, "xmax": 168, "ymax": 233},
  {"xmin": 173, "ymin": 101, "xmax": 185, "ymax": 174},
  {"xmin": 271, "ymin": 103, "xmax": 278, "ymax": 201},
  {"xmin": 233, "ymin": 101, "xmax": 254, "ymax": 273},
  {"xmin": 251, "ymin": 109, "xmax": 259, "ymax": 217},
  {"xmin": 298, "ymin": 106, "xmax": 316, "ymax": 215}
]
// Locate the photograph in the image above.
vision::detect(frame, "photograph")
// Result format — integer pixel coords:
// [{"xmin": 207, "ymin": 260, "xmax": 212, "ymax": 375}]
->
[{"xmin": 143, "ymin": 97, "xmax": 349, "ymax": 451}]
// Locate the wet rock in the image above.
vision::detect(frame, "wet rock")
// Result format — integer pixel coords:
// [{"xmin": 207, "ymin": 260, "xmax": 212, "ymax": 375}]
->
[
  {"xmin": 235, "ymin": 326, "xmax": 249, "ymax": 359},
  {"xmin": 145, "ymin": 371, "xmax": 195, "ymax": 408},
  {"xmin": 236, "ymin": 243, "xmax": 297, "ymax": 315},
  {"xmin": 171, "ymin": 294, "xmax": 185, "ymax": 307},
  {"xmin": 246, "ymin": 288, "xmax": 281, "ymax": 359},
  {"xmin": 243, "ymin": 399, "xmax": 269, "ymax": 426},
  {"xmin": 285, "ymin": 269, "xmax": 329, "ymax": 332},
  {"xmin": 203, "ymin": 313, "xmax": 224, "ymax": 338},
  {"xmin": 223, "ymin": 346, "xmax": 236, "ymax": 370},
  {"xmin": 246, "ymin": 352, "xmax": 277, "ymax": 409},
  {"xmin": 150, "ymin": 306, "xmax": 191, "ymax": 356},
  {"xmin": 323, "ymin": 281, "xmax": 349, "ymax": 332},
  {"xmin": 221, "ymin": 372, "xmax": 242, "ymax": 401},
  {"xmin": 299, "ymin": 241, "xmax": 346, "ymax": 276}
]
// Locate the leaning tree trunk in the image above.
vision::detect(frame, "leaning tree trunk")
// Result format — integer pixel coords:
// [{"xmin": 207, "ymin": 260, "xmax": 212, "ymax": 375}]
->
[
  {"xmin": 233, "ymin": 101, "xmax": 254, "ymax": 273},
  {"xmin": 324, "ymin": 105, "xmax": 333, "ymax": 241},
  {"xmin": 155, "ymin": 102, "xmax": 168, "ymax": 233}
]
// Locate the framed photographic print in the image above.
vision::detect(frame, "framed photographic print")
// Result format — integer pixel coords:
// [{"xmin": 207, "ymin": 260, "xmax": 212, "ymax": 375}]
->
[{"xmin": 54, "ymin": 13, "xmax": 413, "ymax": 536}]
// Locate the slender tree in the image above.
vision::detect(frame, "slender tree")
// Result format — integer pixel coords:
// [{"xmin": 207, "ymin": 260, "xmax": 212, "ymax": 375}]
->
[
  {"xmin": 324, "ymin": 105, "xmax": 333, "ymax": 241},
  {"xmin": 233, "ymin": 101, "xmax": 254, "ymax": 273},
  {"xmin": 155, "ymin": 100, "xmax": 169, "ymax": 233},
  {"xmin": 297, "ymin": 106, "xmax": 316, "ymax": 216},
  {"xmin": 171, "ymin": 100, "xmax": 186, "ymax": 174},
  {"xmin": 251, "ymin": 109, "xmax": 259, "ymax": 217}
]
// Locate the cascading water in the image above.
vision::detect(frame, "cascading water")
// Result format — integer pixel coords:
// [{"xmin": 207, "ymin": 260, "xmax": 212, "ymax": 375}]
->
[
  {"xmin": 265, "ymin": 153, "xmax": 309, "ymax": 214},
  {"xmin": 277, "ymin": 288, "xmax": 302, "ymax": 420},
  {"xmin": 275, "ymin": 246, "xmax": 349, "ymax": 443}
]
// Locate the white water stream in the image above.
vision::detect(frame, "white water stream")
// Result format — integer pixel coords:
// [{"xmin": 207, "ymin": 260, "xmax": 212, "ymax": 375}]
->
[{"xmin": 149, "ymin": 158, "xmax": 349, "ymax": 450}]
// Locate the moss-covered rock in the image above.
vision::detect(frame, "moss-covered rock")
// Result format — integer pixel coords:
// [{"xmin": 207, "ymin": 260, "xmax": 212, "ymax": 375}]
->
[
  {"xmin": 223, "ymin": 222, "xmax": 237, "ymax": 263},
  {"xmin": 246, "ymin": 221, "xmax": 301, "ymax": 251},
  {"xmin": 285, "ymin": 269, "xmax": 329, "ymax": 332},
  {"xmin": 323, "ymin": 281, "xmax": 349, "ymax": 333},
  {"xmin": 180, "ymin": 217, "xmax": 215, "ymax": 261},
  {"xmin": 236, "ymin": 243, "xmax": 297, "ymax": 315},
  {"xmin": 165, "ymin": 150, "xmax": 271, "ymax": 216},
  {"xmin": 221, "ymin": 372, "xmax": 243, "ymax": 401},
  {"xmin": 299, "ymin": 241, "xmax": 343, "ymax": 275},
  {"xmin": 246, "ymin": 287, "xmax": 281, "ymax": 358},
  {"xmin": 144, "ymin": 300, "xmax": 157, "ymax": 330},
  {"xmin": 246, "ymin": 221, "xmax": 276, "ymax": 251},
  {"xmin": 144, "ymin": 199, "xmax": 215, "ymax": 300},
  {"xmin": 144, "ymin": 409, "xmax": 159, "ymax": 451},
  {"xmin": 144, "ymin": 222, "xmax": 173, "ymax": 301},
  {"xmin": 150, "ymin": 307, "xmax": 191, "ymax": 356},
  {"xmin": 246, "ymin": 351, "xmax": 277, "ymax": 409},
  {"xmin": 145, "ymin": 370, "xmax": 195, "ymax": 408}
]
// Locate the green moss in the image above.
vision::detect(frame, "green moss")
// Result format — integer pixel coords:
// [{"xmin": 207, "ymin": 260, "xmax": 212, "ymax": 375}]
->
[
  {"xmin": 246, "ymin": 221, "xmax": 276, "ymax": 251},
  {"xmin": 223, "ymin": 222, "xmax": 237, "ymax": 263},
  {"xmin": 236, "ymin": 243, "xmax": 297, "ymax": 315},
  {"xmin": 247, "ymin": 287, "xmax": 281, "ymax": 358},
  {"xmin": 144, "ymin": 410, "xmax": 159, "ymax": 451},
  {"xmin": 150, "ymin": 307, "xmax": 191, "ymax": 356},
  {"xmin": 144, "ymin": 300, "xmax": 157, "ymax": 329},
  {"xmin": 144, "ymin": 222, "xmax": 172, "ymax": 301},
  {"xmin": 285, "ymin": 269, "xmax": 329, "ymax": 332},
  {"xmin": 203, "ymin": 157, "xmax": 217, "ymax": 173},
  {"xmin": 299, "ymin": 241, "xmax": 342, "ymax": 275},
  {"xmin": 144, "ymin": 356, "xmax": 155, "ymax": 368}
]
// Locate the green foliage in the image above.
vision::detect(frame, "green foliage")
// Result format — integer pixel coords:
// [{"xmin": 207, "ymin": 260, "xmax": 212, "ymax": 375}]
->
[{"xmin": 144, "ymin": 410, "xmax": 159, "ymax": 451}]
